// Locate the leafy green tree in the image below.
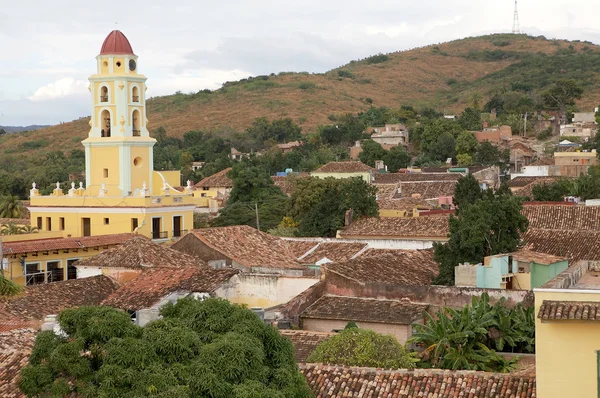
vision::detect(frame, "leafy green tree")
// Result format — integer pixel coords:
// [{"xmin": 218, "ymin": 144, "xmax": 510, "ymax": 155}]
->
[
  {"xmin": 456, "ymin": 153, "xmax": 473, "ymax": 166},
  {"xmin": 456, "ymin": 132, "xmax": 479, "ymax": 157},
  {"xmin": 453, "ymin": 174, "xmax": 483, "ymax": 210},
  {"xmin": 434, "ymin": 189, "xmax": 528, "ymax": 285},
  {"xmin": 458, "ymin": 108, "xmax": 483, "ymax": 131},
  {"xmin": 20, "ymin": 299, "xmax": 311, "ymax": 397},
  {"xmin": 0, "ymin": 195, "xmax": 25, "ymax": 218},
  {"xmin": 426, "ymin": 131, "xmax": 456, "ymax": 162},
  {"xmin": 419, "ymin": 119, "xmax": 462, "ymax": 155},
  {"xmin": 531, "ymin": 179, "xmax": 575, "ymax": 201},
  {"xmin": 213, "ymin": 161, "xmax": 288, "ymax": 231},
  {"xmin": 473, "ymin": 141, "xmax": 502, "ymax": 166},
  {"xmin": 307, "ymin": 328, "xmax": 416, "ymax": 369},
  {"xmin": 246, "ymin": 117, "xmax": 302, "ymax": 146},
  {"xmin": 288, "ymin": 177, "xmax": 378, "ymax": 237},
  {"xmin": 575, "ymin": 165, "xmax": 600, "ymax": 200},
  {"xmin": 385, "ymin": 145, "xmax": 412, "ymax": 171},
  {"xmin": 359, "ymin": 140, "xmax": 387, "ymax": 167},
  {"xmin": 541, "ymin": 79, "xmax": 584, "ymax": 120},
  {"xmin": 0, "ymin": 275, "xmax": 23, "ymax": 296}
]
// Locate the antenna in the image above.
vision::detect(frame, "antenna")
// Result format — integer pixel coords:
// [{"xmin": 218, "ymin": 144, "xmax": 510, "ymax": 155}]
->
[{"xmin": 512, "ymin": 0, "xmax": 520, "ymax": 34}]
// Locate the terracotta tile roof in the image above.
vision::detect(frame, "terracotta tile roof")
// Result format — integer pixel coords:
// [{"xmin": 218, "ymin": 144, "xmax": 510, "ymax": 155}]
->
[
  {"xmin": 300, "ymin": 364, "xmax": 536, "ymax": 397},
  {"xmin": 2, "ymin": 233, "xmax": 134, "ymax": 255},
  {"xmin": 522, "ymin": 205, "xmax": 600, "ymax": 231},
  {"xmin": 271, "ymin": 174, "xmax": 309, "ymax": 196},
  {"xmin": 374, "ymin": 184, "xmax": 397, "ymax": 200},
  {"xmin": 538, "ymin": 300, "xmax": 600, "ymax": 321},
  {"xmin": 357, "ymin": 248, "xmax": 438, "ymax": 273},
  {"xmin": 0, "ymin": 328, "xmax": 37, "ymax": 398},
  {"xmin": 0, "ymin": 218, "xmax": 30, "ymax": 225},
  {"xmin": 181, "ymin": 226, "xmax": 304, "ymax": 269},
  {"xmin": 522, "ymin": 229, "xmax": 600, "ymax": 262},
  {"xmin": 0, "ymin": 275, "xmax": 119, "ymax": 323},
  {"xmin": 529, "ymin": 157, "xmax": 555, "ymax": 166},
  {"xmin": 339, "ymin": 216, "xmax": 449, "ymax": 239},
  {"xmin": 508, "ymin": 176, "xmax": 555, "ymax": 188},
  {"xmin": 324, "ymin": 252, "xmax": 436, "ymax": 286},
  {"xmin": 280, "ymin": 330, "xmax": 334, "ymax": 362},
  {"xmin": 511, "ymin": 249, "xmax": 567, "ymax": 265},
  {"xmin": 194, "ymin": 167, "xmax": 232, "ymax": 188},
  {"xmin": 301, "ymin": 295, "xmax": 428, "ymax": 325},
  {"xmin": 0, "ymin": 320, "xmax": 39, "ymax": 333},
  {"xmin": 102, "ymin": 266, "xmax": 238, "ymax": 311},
  {"xmin": 393, "ymin": 181, "xmax": 456, "ymax": 199},
  {"xmin": 299, "ymin": 242, "xmax": 367, "ymax": 264},
  {"xmin": 313, "ymin": 161, "xmax": 375, "ymax": 173},
  {"xmin": 373, "ymin": 173, "xmax": 462, "ymax": 184},
  {"xmin": 377, "ymin": 198, "xmax": 433, "ymax": 211},
  {"xmin": 73, "ymin": 235, "xmax": 204, "ymax": 269},
  {"xmin": 284, "ymin": 240, "xmax": 320, "ymax": 259}
]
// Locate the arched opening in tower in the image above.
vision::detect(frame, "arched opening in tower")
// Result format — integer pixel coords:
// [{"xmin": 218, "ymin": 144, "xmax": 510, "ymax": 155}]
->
[
  {"xmin": 132, "ymin": 109, "xmax": 141, "ymax": 136},
  {"xmin": 132, "ymin": 86, "xmax": 139, "ymax": 102},
  {"xmin": 101, "ymin": 110, "xmax": 111, "ymax": 137},
  {"xmin": 100, "ymin": 86, "xmax": 108, "ymax": 103}
]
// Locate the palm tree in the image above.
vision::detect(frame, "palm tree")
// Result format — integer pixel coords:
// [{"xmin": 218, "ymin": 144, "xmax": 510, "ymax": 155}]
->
[
  {"xmin": 0, "ymin": 195, "xmax": 25, "ymax": 218},
  {"xmin": 0, "ymin": 222, "xmax": 21, "ymax": 236},
  {"xmin": 18, "ymin": 225, "xmax": 39, "ymax": 234},
  {"xmin": 0, "ymin": 275, "xmax": 23, "ymax": 297}
]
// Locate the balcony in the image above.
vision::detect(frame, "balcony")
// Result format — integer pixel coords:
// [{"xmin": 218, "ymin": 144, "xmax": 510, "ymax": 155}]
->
[
  {"xmin": 132, "ymin": 96, "xmax": 139, "ymax": 102},
  {"xmin": 152, "ymin": 231, "xmax": 168, "ymax": 240},
  {"xmin": 100, "ymin": 96, "xmax": 108, "ymax": 102},
  {"xmin": 133, "ymin": 129, "xmax": 141, "ymax": 137},
  {"xmin": 172, "ymin": 229, "xmax": 188, "ymax": 238}
]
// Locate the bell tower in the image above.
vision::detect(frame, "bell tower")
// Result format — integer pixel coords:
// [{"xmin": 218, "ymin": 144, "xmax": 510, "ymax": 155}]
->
[{"xmin": 82, "ymin": 30, "xmax": 156, "ymax": 196}]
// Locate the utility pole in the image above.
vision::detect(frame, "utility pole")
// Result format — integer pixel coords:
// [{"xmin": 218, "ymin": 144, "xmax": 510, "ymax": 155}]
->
[
  {"xmin": 254, "ymin": 202, "xmax": 260, "ymax": 231},
  {"xmin": 512, "ymin": 0, "xmax": 520, "ymax": 34}
]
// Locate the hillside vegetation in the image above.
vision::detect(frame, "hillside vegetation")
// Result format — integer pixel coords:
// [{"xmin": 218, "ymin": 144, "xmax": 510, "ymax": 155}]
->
[{"xmin": 1, "ymin": 34, "xmax": 599, "ymax": 162}]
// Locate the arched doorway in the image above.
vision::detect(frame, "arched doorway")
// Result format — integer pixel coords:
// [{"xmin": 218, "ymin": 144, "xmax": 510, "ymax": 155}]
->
[
  {"xmin": 132, "ymin": 86, "xmax": 139, "ymax": 102},
  {"xmin": 132, "ymin": 110, "xmax": 141, "ymax": 136},
  {"xmin": 100, "ymin": 110, "xmax": 111, "ymax": 137}
]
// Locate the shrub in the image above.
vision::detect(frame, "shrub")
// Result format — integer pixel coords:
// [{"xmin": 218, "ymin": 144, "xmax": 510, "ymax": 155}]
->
[
  {"xmin": 446, "ymin": 78, "xmax": 458, "ymax": 86},
  {"xmin": 337, "ymin": 70, "xmax": 354, "ymax": 78},
  {"xmin": 364, "ymin": 53, "xmax": 389, "ymax": 64},
  {"xmin": 307, "ymin": 328, "xmax": 416, "ymax": 369},
  {"xmin": 298, "ymin": 82, "xmax": 316, "ymax": 90}
]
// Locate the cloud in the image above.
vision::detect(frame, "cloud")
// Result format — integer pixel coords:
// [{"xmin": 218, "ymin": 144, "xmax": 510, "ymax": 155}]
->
[
  {"xmin": 28, "ymin": 78, "xmax": 88, "ymax": 102},
  {"xmin": 147, "ymin": 69, "xmax": 254, "ymax": 96}
]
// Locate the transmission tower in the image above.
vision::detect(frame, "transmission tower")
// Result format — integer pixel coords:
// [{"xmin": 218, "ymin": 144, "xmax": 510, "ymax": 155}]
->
[{"xmin": 512, "ymin": 0, "xmax": 520, "ymax": 34}]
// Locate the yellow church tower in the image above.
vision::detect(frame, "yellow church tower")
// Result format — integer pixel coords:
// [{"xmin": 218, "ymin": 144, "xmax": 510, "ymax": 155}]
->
[
  {"xmin": 28, "ymin": 30, "xmax": 195, "ymax": 240},
  {"xmin": 84, "ymin": 30, "xmax": 154, "ymax": 196}
]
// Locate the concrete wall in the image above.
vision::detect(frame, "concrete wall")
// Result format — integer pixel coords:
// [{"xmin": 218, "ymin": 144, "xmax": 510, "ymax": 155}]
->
[
  {"xmin": 215, "ymin": 273, "xmax": 319, "ymax": 309},
  {"xmin": 530, "ymin": 260, "xmax": 569, "ymax": 289},
  {"xmin": 302, "ymin": 318, "xmax": 413, "ymax": 344},
  {"xmin": 311, "ymin": 171, "xmax": 372, "ymax": 184},
  {"xmin": 454, "ymin": 265, "xmax": 477, "ymax": 287}
]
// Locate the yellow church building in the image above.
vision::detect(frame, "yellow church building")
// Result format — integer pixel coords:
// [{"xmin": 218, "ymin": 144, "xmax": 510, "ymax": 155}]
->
[
  {"xmin": 2, "ymin": 30, "xmax": 195, "ymax": 286},
  {"xmin": 28, "ymin": 30, "xmax": 195, "ymax": 240}
]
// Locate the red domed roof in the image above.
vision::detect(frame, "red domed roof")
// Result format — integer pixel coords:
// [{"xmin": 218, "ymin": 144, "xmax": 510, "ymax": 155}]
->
[{"xmin": 100, "ymin": 30, "xmax": 134, "ymax": 55}]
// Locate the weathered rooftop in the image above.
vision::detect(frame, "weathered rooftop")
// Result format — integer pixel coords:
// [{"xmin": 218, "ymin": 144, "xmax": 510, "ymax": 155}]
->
[
  {"xmin": 102, "ymin": 266, "xmax": 238, "ymax": 311},
  {"xmin": 0, "ymin": 328, "xmax": 37, "ymax": 398},
  {"xmin": 279, "ymin": 330, "xmax": 334, "ymax": 362},
  {"xmin": 511, "ymin": 249, "xmax": 568, "ymax": 265},
  {"xmin": 313, "ymin": 161, "xmax": 375, "ymax": 173},
  {"xmin": 538, "ymin": 300, "xmax": 600, "ymax": 321},
  {"xmin": 324, "ymin": 251, "xmax": 437, "ymax": 286},
  {"xmin": 0, "ymin": 275, "xmax": 119, "ymax": 323},
  {"xmin": 522, "ymin": 228, "xmax": 600, "ymax": 262},
  {"xmin": 339, "ymin": 216, "xmax": 449, "ymax": 239},
  {"xmin": 373, "ymin": 172, "xmax": 462, "ymax": 184},
  {"xmin": 194, "ymin": 167, "xmax": 232, "ymax": 188},
  {"xmin": 73, "ymin": 235, "xmax": 204, "ymax": 269},
  {"xmin": 393, "ymin": 181, "xmax": 456, "ymax": 199},
  {"xmin": 179, "ymin": 226, "xmax": 304, "ymax": 269},
  {"xmin": 298, "ymin": 242, "xmax": 367, "ymax": 264},
  {"xmin": 2, "ymin": 233, "xmax": 134, "ymax": 255},
  {"xmin": 300, "ymin": 364, "xmax": 536, "ymax": 397},
  {"xmin": 377, "ymin": 197, "xmax": 433, "ymax": 211},
  {"xmin": 301, "ymin": 295, "xmax": 428, "ymax": 325},
  {"xmin": 522, "ymin": 204, "xmax": 600, "ymax": 231}
]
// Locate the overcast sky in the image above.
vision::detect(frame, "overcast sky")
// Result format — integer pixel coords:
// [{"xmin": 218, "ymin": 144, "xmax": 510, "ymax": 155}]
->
[{"xmin": 1, "ymin": 0, "xmax": 599, "ymax": 126}]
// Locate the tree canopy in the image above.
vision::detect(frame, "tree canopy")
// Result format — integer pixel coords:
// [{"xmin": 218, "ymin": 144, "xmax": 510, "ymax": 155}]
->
[
  {"xmin": 19, "ymin": 299, "xmax": 312, "ymax": 398},
  {"xmin": 288, "ymin": 176, "xmax": 378, "ymax": 237},
  {"xmin": 434, "ymin": 187, "xmax": 529, "ymax": 285},
  {"xmin": 307, "ymin": 327, "xmax": 416, "ymax": 369}
]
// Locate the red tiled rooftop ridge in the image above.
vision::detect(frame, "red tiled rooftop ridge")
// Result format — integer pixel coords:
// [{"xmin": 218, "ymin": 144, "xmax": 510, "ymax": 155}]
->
[
  {"xmin": 313, "ymin": 161, "xmax": 375, "ymax": 173},
  {"xmin": 339, "ymin": 216, "xmax": 449, "ymax": 239},
  {"xmin": 100, "ymin": 30, "xmax": 134, "ymax": 55},
  {"xmin": 194, "ymin": 168, "xmax": 232, "ymax": 188}
]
